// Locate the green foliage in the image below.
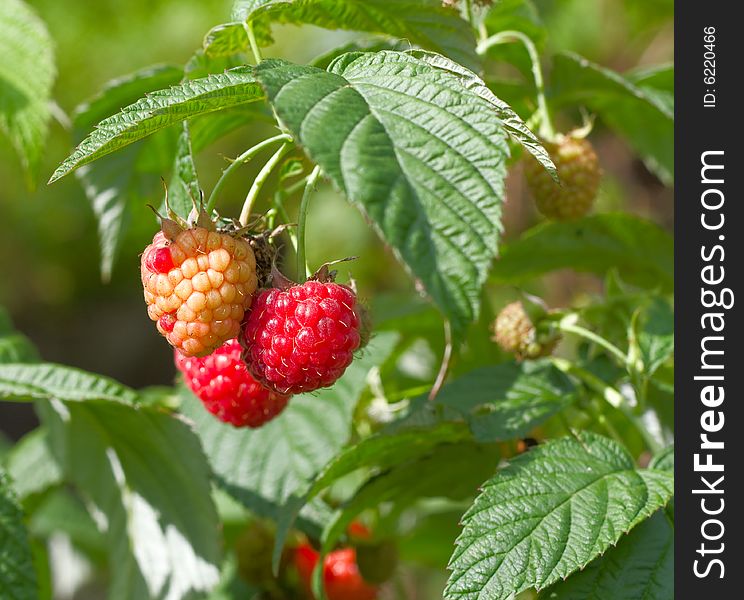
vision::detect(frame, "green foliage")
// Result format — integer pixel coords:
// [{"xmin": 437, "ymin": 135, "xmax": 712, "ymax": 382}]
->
[
  {"xmin": 257, "ymin": 51, "xmax": 511, "ymax": 335},
  {"xmin": 0, "ymin": 0, "xmax": 55, "ymax": 185},
  {"xmin": 232, "ymin": 0, "xmax": 479, "ymax": 70},
  {"xmin": 42, "ymin": 400, "xmax": 221, "ymax": 600},
  {"xmin": 2, "ymin": 1, "xmax": 674, "ymax": 598},
  {"xmin": 547, "ymin": 510, "xmax": 673, "ymax": 599},
  {"xmin": 445, "ymin": 432, "xmax": 674, "ymax": 600},
  {"xmin": 50, "ymin": 67, "xmax": 264, "ymax": 183},
  {"xmin": 491, "ymin": 214, "xmax": 673, "ymax": 291},
  {"xmin": 0, "ymin": 469, "xmax": 38, "ymax": 599},
  {"xmin": 550, "ymin": 52, "xmax": 674, "ymax": 185}
]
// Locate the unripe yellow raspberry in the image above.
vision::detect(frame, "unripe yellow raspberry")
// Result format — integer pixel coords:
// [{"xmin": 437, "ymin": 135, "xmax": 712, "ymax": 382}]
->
[
  {"xmin": 524, "ymin": 134, "xmax": 602, "ymax": 221},
  {"xmin": 141, "ymin": 224, "xmax": 258, "ymax": 357},
  {"xmin": 492, "ymin": 301, "xmax": 558, "ymax": 360}
]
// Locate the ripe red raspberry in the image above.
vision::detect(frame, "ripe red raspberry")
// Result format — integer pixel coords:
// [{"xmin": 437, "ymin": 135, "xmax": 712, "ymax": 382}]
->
[
  {"xmin": 524, "ymin": 134, "xmax": 601, "ymax": 221},
  {"xmin": 492, "ymin": 301, "xmax": 558, "ymax": 360},
  {"xmin": 141, "ymin": 222, "xmax": 258, "ymax": 357},
  {"xmin": 294, "ymin": 544, "xmax": 378, "ymax": 600},
  {"xmin": 242, "ymin": 281, "xmax": 361, "ymax": 395},
  {"xmin": 175, "ymin": 339, "xmax": 290, "ymax": 427}
]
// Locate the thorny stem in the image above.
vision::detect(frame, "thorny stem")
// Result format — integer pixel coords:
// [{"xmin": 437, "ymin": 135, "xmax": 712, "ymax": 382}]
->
[
  {"xmin": 239, "ymin": 143, "xmax": 293, "ymax": 226},
  {"xmin": 477, "ymin": 30, "xmax": 555, "ymax": 139},
  {"xmin": 429, "ymin": 321, "xmax": 453, "ymax": 401},
  {"xmin": 296, "ymin": 165, "xmax": 322, "ymax": 282},
  {"xmin": 206, "ymin": 134, "xmax": 293, "ymax": 213}
]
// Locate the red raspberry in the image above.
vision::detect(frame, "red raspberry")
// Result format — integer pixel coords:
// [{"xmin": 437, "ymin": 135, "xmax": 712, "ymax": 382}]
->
[
  {"xmin": 175, "ymin": 339, "xmax": 290, "ymax": 428},
  {"xmin": 241, "ymin": 281, "xmax": 362, "ymax": 395},
  {"xmin": 294, "ymin": 544, "xmax": 378, "ymax": 600}
]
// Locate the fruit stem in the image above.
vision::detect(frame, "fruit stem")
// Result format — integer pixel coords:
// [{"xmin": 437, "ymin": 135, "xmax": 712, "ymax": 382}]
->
[
  {"xmin": 556, "ymin": 317, "xmax": 628, "ymax": 365},
  {"xmin": 476, "ymin": 30, "xmax": 555, "ymax": 139},
  {"xmin": 239, "ymin": 142, "xmax": 293, "ymax": 226},
  {"xmin": 296, "ymin": 165, "xmax": 322, "ymax": 282},
  {"xmin": 207, "ymin": 134, "xmax": 293, "ymax": 213},
  {"xmin": 429, "ymin": 320, "xmax": 453, "ymax": 401},
  {"xmin": 272, "ymin": 190, "xmax": 298, "ymax": 254},
  {"xmin": 245, "ymin": 22, "xmax": 263, "ymax": 65}
]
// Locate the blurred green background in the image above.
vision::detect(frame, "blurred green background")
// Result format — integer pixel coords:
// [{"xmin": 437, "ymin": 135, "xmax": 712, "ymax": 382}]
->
[{"xmin": 0, "ymin": 0, "xmax": 673, "ymax": 442}]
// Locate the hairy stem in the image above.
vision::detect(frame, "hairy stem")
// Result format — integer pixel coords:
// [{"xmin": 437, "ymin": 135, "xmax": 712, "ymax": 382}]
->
[
  {"xmin": 477, "ymin": 30, "xmax": 555, "ymax": 139},
  {"xmin": 239, "ymin": 143, "xmax": 293, "ymax": 226},
  {"xmin": 296, "ymin": 165, "xmax": 322, "ymax": 282},
  {"xmin": 206, "ymin": 134, "xmax": 293, "ymax": 213},
  {"xmin": 245, "ymin": 22, "xmax": 262, "ymax": 64}
]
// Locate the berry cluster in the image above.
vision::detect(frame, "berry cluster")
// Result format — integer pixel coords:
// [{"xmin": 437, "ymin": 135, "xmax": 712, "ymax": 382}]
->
[{"xmin": 142, "ymin": 215, "xmax": 364, "ymax": 428}]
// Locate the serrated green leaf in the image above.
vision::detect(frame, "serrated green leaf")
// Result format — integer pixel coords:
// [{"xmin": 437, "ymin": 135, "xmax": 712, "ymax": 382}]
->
[
  {"xmin": 182, "ymin": 333, "xmax": 399, "ymax": 528},
  {"xmin": 72, "ymin": 65, "xmax": 184, "ymax": 279},
  {"xmin": 1, "ymin": 469, "xmax": 38, "ymax": 600},
  {"xmin": 408, "ymin": 50, "xmax": 557, "ymax": 180},
  {"xmin": 434, "ymin": 361, "xmax": 575, "ymax": 442},
  {"xmin": 547, "ymin": 510, "xmax": 673, "ymax": 600},
  {"xmin": 0, "ymin": 363, "xmax": 137, "ymax": 404},
  {"xmin": 50, "ymin": 67, "xmax": 263, "ymax": 183},
  {"xmin": 233, "ymin": 0, "xmax": 479, "ymax": 71},
  {"xmin": 310, "ymin": 38, "xmax": 413, "ymax": 69},
  {"xmin": 256, "ymin": 52, "xmax": 513, "ymax": 335},
  {"xmin": 6, "ymin": 428, "xmax": 61, "ymax": 500},
  {"xmin": 41, "ymin": 401, "xmax": 221, "ymax": 600},
  {"xmin": 387, "ymin": 361, "xmax": 574, "ymax": 442},
  {"xmin": 445, "ymin": 432, "xmax": 674, "ymax": 600},
  {"xmin": 0, "ymin": 0, "xmax": 55, "ymax": 186},
  {"xmin": 491, "ymin": 214, "xmax": 673, "ymax": 291},
  {"xmin": 649, "ymin": 446, "xmax": 674, "ymax": 472},
  {"xmin": 550, "ymin": 53, "xmax": 674, "ymax": 185},
  {"xmin": 0, "ymin": 307, "xmax": 38, "ymax": 364},
  {"xmin": 203, "ymin": 22, "xmax": 250, "ymax": 58}
]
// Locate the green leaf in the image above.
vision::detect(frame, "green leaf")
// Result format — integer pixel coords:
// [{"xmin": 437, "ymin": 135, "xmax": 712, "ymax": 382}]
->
[
  {"xmin": 5, "ymin": 429, "xmax": 62, "ymax": 501},
  {"xmin": 72, "ymin": 65, "xmax": 184, "ymax": 279},
  {"xmin": 233, "ymin": 0, "xmax": 479, "ymax": 71},
  {"xmin": 0, "ymin": 363, "xmax": 137, "ymax": 404},
  {"xmin": 0, "ymin": 307, "xmax": 38, "ymax": 364},
  {"xmin": 203, "ymin": 22, "xmax": 251, "ymax": 58},
  {"xmin": 320, "ymin": 441, "xmax": 499, "ymax": 554},
  {"xmin": 547, "ymin": 510, "xmax": 673, "ymax": 600},
  {"xmin": 41, "ymin": 401, "xmax": 221, "ymax": 600},
  {"xmin": 0, "ymin": 469, "xmax": 38, "ymax": 600},
  {"xmin": 50, "ymin": 66, "xmax": 264, "ymax": 183},
  {"xmin": 432, "ymin": 361, "xmax": 575, "ymax": 442},
  {"xmin": 167, "ymin": 121, "xmax": 201, "ymax": 220},
  {"xmin": 182, "ymin": 332, "xmax": 399, "ymax": 525},
  {"xmin": 550, "ymin": 53, "xmax": 674, "ymax": 185},
  {"xmin": 490, "ymin": 214, "xmax": 673, "ymax": 292},
  {"xmin": 649, "ymin": 445, "xmax": 674, "ymax": 472},
  {"xmin": 445, "ymin": 432, "xmax": 674, "ymax": 600},
  {"xmin": 0, "ymin": 0, "xmax": 55, "ymax": 185},
  {"xmin": 256, "ymin": 52, "xmax": 513, "ymax": 335},
  {"xmin": 636, "ymin": 298, "xmax": 674, "ymax": 376}
]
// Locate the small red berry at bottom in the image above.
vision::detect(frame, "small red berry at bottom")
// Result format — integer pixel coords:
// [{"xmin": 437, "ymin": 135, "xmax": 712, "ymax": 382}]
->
[
  {"xmin": 242, "ymin": 281, "xmax": 362, "ymax": 395},
  {"xmin": 294, "ymin": 543, "xmax": 378, "ymax": 600},
  {"xmin": 175, "ymin": 339, "xmax": 290, "ymax": 428}
]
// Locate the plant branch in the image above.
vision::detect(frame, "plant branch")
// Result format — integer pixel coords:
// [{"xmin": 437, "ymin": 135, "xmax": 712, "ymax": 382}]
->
[
  {"xmin": 429, "ymin": 320, "xmax": 453, "ymax": 401},
  {"xmin": 244, "ymin": 22, "xmax": 263, "ymax": 64},
  {"xmin": 206, "ymin": 134, "xmax": 293, "ymax": 213},
  {"xmin": 239, "ymin": 143, "xmax": 293, "ymax": 226},
  {"xmin": 557, "ymin": 318, "xmax": 628, "ymax": 364},
  {"xmin": 296, "ymin": 165, "xmax": 322, "ymax": 282},
  {"xmin": 476, "ymin": 30, "xmax": 555, "ymax": 139}
]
